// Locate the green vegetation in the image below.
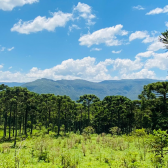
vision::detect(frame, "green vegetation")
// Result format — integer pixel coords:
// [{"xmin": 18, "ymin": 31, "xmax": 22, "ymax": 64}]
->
[
  {"xmin": 1, "ymin": 129, "xmax": 168, "ymax": 168},
  {"xmin": 21, "ymin": 78, "xmax": 160, "ymax": 100},
  {"xmin": 0, "ymin": 80, "xmax": 168, "ymax": 167}
]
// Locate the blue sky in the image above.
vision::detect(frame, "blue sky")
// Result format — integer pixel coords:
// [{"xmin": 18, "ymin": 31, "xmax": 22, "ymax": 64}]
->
[{"xmin": 0, "ymin": 0, "xmax": 168, "ymax": 82}]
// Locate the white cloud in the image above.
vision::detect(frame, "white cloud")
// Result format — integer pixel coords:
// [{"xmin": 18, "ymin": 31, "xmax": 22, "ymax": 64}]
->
[
  {"xmin": 135, "ymin": 51, "xmax": 154, "ymax": 58},
  {"xmin": 8, "ymin": 47, "xmax": 15, "ymax": 51},
  {"xmin": 112, "ymin": 50, "xmax": 122, "ymax": 54},
  {"xmin": 73, "ymin": 2, "xmax": 96, "ymax": 25},
  {"xmin": 129, "ymin": 31, "xmax": 148, "ymax": 41},
  {"xmin": 129, "ymin": 31, "xmax": 165, "ymax": 51},
  {"xmin": 74, "ymin": 2, "xmax": 91, "ymax": 13},
  {"xmin": 0, "ymin": 71, "xmax": 24, "ymax": 82},
  {"xmin": 68, "ymin": 24, "xmax": 80, "ymax": 32},
  {"xmin": 133, "ymin": 5, "xmax": 145, "ymax": 10},
  {"xmin": 121, "ymin": 69, "xmax": 156, "ymax": 79},
  {"xmin": 145, "ymin": 52, "xmax": 168, "ymax": 70},
  {"xmin": 142, "ymin": 36, "xmax": 158, "ymax": 43},
  {"xmin": 11, "ymin": 11, "xmax": 73, "ymax": 34},
  {"xmin": 0, "ymin": 47, "xmax": 5, "ymax": 52},
  {"xmin": 129, "ymin": 31, "xmax": 159, "ymax": 43},
  {"xmin": 90, "ymin": 48, "xmax": 102, "ymax": 51},
  {"xmin": 26, "ymin": 57, "xmax": 115, "ymax": 82},
  {"xmin": 146, "ymin": 5, "xmax": 168, "ymax": 15},
  {"xmin": 9, "ymin": 66, "xmax": 12, "ymax": 69},
  {"xmin": 0, "ymin": 0, "xmax": 39, "ymax": 11},
  {"xmin": 79, "ymin": 24, "xmax": 128, "ymax": 47},
  {"xmin": 0, "ymin": 54, "xmax": 167, "ymax": 82},
  {"xmin": 10, "ymin": 2, "xmax": 96, "ymax": 34},
  {"xmin": 68, "ymin": 24, "xmax": 80, "ymax": 35},
  {"xmin": 112, "ymin": 58, "xmax": 143, "ymax": 74},
  {"xmin": 166, "ymin": 22, "xmax": 168, "ymax": 28},
  {"xmin": 147, "ymin": 41, "xmax": 165, "ymax": 51},
  {"xmin": 0, "ymin": 57, "xmax": 117, "ymax": 82}
]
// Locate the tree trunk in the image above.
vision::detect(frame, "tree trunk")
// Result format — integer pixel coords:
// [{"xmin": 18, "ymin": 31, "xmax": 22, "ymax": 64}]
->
[
  {"xmin": 13, "ymin": 109, "xmax": 15, "ymax": 137},
  {"xmin": 80, "ymin": 108, "xmax": 82, "ymax": 134},
  {"xmin": 48, "ymin": 108, "xmax": 51, "ymax": 134},
  {"xmin": 30, "ymin": 115, "xmax": 33, "ymax": 135},
  {"xmin": 22, "ymin": 116, "xmax": 24, "ymax": 135},
  {"xmin": 25, "ymin": 106, "xmax": 28, "ymax": 136},
  {"xmin": 9, "ymin": 105, "xmax": 12, "ymax": 139},
  {"xmin": 19, "ymin": 121, "xmax": 21, "ymax": 135},
  {"xmin": 3, "ymin": 108, "xmax": 7, "ymax": 137},
  {"xmin": 14, "ymin": 103, "xmax": 17, "ymax": 147},
  {"xmin": 57, "ymin": 102, "xmax": 61, "ymax": 135},
  {"xmin": 88, "ymin": 102, "xmax": 90, "ymax": 126}
]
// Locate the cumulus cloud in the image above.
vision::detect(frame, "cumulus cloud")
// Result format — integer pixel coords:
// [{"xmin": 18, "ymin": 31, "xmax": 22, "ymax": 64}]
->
[
  {"xmin": 129, "ymin": 31, "xmax": 148, "ymax": 41},
  {"xmin": 0, "ymin": 71, "xmax": 25, "ymax": 82},
  {"xmin": 146, "ymin": 5, "xmax": 168, "ymax": 15},
  {"xmin": 145, "ymin": 52, "xmax": 168, "ymax": 70},
  {"xmin": 8, "ymin": 47, "xmax": 15, "ymax": 51},
  {"xmin": 147, "ymin": 41, "xmax": 165, "ymax": 51},
  {"xmin": 1, "ymin": 54, "xmax": 167, "ymax": 82},
  {"xmin": 135, "ymin": 51, "xmax": 154, "ymax": 58},
  {"xmin": 11, "ymin": 11, "xmax": 73, "ymax": 34},
  {"xmin": 90, "ymin": 48, "xmax": 102, "ymax": 51},
  {"xmin": 26, "ymin": 57, "xmax": 115, "ymax": 82},
  {"xmin": 79, "ymin": 24, "xmax": 128, "ymax": 47},
  {"xmin": 112, "ymin": 50, "xmax": 122, "ymax": 54},
  {"xmin": 73, "ymin": 2, "xmax": 96, "ymax": 25},
  {"xmin": 112, "ymin": 58, "xmax": 143, "ymax": 74},
  {"xmin": 0, "ymin": 57, "xmax": 141, "ymax": 82},
  {"xmin": 0, "ymin": 65, "xmax": 3, "ymax": 69},
  {"xmin": 129, "ymin": 30, "xmax": 159, "ymax": 44},
  {"xmin": 129, "ymin": 31, "xmax": 165, "ymax": 51},
  {"xmin": 166, "ymin": 22, "xmax": 168, "ymax": 28},
  {"xmin": 133, "ymin": 5, "xmax": 145, "ymax": 10},
  {"xmin": 11, "ymin": 2, "xmax": 95, "ymax": 34},
  {"xmin": 68, "ymin": 24, "xmax": 80, "ymax": 32},
  {"xmin": 121, "ymin": 69, "xmax": 156, "ymax": 79},
  {"xmin": 142, "ymin": 36, "xmax": 158, "ymax": 43},
  {"xmin": 0, "ymin": 0, "xmax": 39, "ymax": 11}
]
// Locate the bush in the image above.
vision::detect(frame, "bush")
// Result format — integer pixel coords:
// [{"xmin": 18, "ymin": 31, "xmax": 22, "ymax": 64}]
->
[
  {"xmin": 38, "ymin": 151, "xmax": 49, "ymax": 162},
  {"xmin": 148, "ymin": 129, "xmax": 168, "ymax": 165},
  {"xmin": 83, "ymin": 126, "xmax": 94, "ymax": 136},
  {"xmin": 109, "ymin": 127, "xmax": 121, "ymax": 135},
  {"xmin": 134, "ymin": 128, "xmax": 146, "ymax": 137}
]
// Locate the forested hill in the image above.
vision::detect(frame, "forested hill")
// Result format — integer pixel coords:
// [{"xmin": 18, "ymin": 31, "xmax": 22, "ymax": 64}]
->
[{"xmin": 20, "ymin": 78, "xmax": 161, "ymax": 100}]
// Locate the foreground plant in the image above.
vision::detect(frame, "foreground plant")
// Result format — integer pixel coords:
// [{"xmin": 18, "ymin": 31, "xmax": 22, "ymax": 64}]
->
[{"xmin": 149, "ymin": 129, "xmax": 168, "ymax": 166}]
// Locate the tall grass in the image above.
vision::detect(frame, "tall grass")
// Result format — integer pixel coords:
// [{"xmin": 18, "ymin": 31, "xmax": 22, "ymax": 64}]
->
[{"xmin": 0, "ymin": 129, "xmax": 168, "ymax": 167}]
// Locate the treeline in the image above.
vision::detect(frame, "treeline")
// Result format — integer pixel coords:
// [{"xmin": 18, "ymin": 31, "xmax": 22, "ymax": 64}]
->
[{"xmin": 0, "ymin": 81, "xmax": 168, "ymax": 139}]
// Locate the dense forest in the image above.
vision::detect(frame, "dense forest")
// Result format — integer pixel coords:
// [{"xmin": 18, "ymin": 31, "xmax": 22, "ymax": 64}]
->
[{"xmin": 0, "ymin": 81, "xmax": 168, "ymax": 139}]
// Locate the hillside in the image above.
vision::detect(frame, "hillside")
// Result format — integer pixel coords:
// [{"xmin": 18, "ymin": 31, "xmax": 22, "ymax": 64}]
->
[{"xmin": 21, "ymin": 78, "xmax": 161, "ymax": 100}]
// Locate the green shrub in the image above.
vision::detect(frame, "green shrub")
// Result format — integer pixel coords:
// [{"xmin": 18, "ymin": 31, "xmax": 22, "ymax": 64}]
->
[{"xmin": 109, "ymin": 127, "xmax": 121, "ymax": 135}]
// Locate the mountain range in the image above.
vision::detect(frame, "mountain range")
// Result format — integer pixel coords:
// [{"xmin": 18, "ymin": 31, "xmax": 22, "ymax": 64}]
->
[
  {"xmin": 18, "ymin": 78, "xmax": 163, "ymax": 100},
  {"xmin": 0, "ymin": 78, "xmax": 163, "ymax": 100}
]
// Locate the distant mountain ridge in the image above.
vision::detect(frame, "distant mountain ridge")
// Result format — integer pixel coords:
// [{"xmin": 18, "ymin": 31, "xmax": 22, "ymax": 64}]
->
[
  {"xmin": 0, "ymin": 82, "xmax": 24, "ymax": 87},
  {"xmin": 20, "ymin": 78, "xmax": 162, "ymax": 100}
]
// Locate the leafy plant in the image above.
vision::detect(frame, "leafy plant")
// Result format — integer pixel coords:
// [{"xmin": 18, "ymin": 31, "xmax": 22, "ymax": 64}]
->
[
  {"xmin": 149, "ymin": 129, "xmax": 168, "ymax": 165},
  {"xmin": 109, "ymin": 127, "xmax": 121, "ymax": 135}
]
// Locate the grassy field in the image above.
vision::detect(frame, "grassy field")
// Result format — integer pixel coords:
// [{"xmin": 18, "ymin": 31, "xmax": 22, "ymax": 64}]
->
[{"xmin": 0, "ymin": 129, "xmax": 168, "ymax": 168}]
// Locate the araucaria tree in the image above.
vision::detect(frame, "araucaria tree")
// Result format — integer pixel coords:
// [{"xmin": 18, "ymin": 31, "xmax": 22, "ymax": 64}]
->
[
  {"xmin": 160, "ymin": 30, "xmax": 168, "ymax": 49},
  {"xmin": 0, "ymin": 81, "xmax": 168, "ymax": 140}
]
